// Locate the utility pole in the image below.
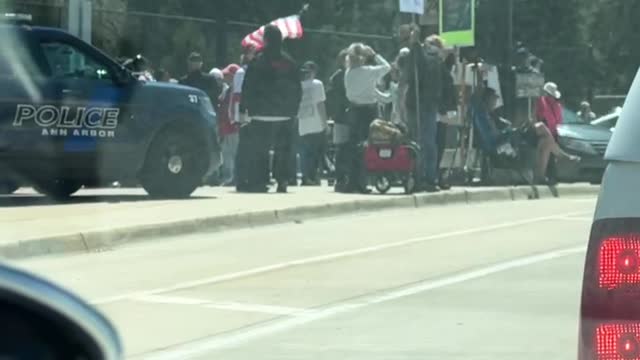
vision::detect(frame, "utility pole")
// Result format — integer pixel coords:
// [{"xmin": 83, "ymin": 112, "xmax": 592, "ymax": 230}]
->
[{"xmin": 505, "ymin": 0, "xmax": 514, "ymax": 119}]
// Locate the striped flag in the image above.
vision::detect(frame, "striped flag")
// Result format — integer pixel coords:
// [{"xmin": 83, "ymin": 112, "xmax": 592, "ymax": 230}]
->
[{"xmin": 241, "ymin": 15, "xmax": 304, "ymax": 50}]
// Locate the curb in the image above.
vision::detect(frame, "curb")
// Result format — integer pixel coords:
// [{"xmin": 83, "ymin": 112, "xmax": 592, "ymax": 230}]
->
[{"xmin": 1, "ymin": 185, "xmax": 599, "ymax": 260}]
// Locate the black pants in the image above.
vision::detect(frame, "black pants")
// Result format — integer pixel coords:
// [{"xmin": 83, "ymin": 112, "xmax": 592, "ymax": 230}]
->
[
  {"xmin": 237, "ymin": 120, "xmax": 293, "ymax": 189},
  {"xmin": 256, "ymin": 119, "xmax": 294, "ymax": 186},
  {"xmin": 347, "ymin": 104, "xmax": 377, "ymax": 189},
  {"xmin": 301, "ymin": 132, "xmax": 325, "ymax": 181}
]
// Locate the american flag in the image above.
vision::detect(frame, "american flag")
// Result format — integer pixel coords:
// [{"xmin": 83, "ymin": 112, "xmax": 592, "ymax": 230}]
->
[{"xmin": 241, "ymin": 15, "xmax": 304, "ymax": 50}]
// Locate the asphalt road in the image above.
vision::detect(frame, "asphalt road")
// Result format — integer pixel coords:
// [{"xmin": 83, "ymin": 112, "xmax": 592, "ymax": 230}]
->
[{"xmin": 16, "ymin": 196, "xmax": 596, "ymax": 359}]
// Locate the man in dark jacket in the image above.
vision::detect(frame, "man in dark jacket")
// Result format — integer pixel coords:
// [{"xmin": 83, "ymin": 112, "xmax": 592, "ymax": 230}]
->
[
  {"xmin": 241, "ymin": 25, "xmax": 302, "ymax": 193},
  {"xmin": 180, "ymin": 52, "xmax": 221, "ymax": 105},
  {"xmin": 401, "ymin": 30, "xmax": 444, "ymax": 192},
  {"xmin": 181, "ymin": 52, "xmax": 222, "ymax": 185}
]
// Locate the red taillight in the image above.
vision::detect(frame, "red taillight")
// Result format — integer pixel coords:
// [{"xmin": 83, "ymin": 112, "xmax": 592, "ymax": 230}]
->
[
  {"xmin": 596, "ymin": 323, "xmax": 640, "ymax": 359},
  {"xmin": 599, "ymin": 236, "xmax": 640, "ymax": 290},
  {"xmin": 580, "ymin": 221, "xmax": 640, "ymax": 360}
]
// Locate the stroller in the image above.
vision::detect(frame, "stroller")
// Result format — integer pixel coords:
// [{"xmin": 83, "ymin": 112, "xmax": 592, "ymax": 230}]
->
[{"xmin": 363, "ymin": 119, "xmax": 419, "ymax": 194}]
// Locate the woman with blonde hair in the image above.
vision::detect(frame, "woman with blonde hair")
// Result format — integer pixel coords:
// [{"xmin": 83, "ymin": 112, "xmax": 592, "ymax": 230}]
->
[{"xmin": 343, "ymin": 43, "xmax": 391, "ymax": 192}]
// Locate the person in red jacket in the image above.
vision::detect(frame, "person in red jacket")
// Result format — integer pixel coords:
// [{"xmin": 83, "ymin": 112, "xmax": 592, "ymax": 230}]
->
[
  {"xmin": 218, "ymin": 64, "xmax": 241, "ymax": 186},
  {"xmin": 535, "ymin": 82, "xmax": 579, "ymax": 183}
]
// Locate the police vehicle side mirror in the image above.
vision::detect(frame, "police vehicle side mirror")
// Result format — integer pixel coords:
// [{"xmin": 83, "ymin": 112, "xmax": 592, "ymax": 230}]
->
[{"xmin": 0, "ymin": 264, "xmax": 123, "ymax": 359}]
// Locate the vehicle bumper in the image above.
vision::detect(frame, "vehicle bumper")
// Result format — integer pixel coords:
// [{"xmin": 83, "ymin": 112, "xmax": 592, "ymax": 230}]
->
[{"xmin": 557, "ymin": 154, "xmax": 607, "ymax": 182}]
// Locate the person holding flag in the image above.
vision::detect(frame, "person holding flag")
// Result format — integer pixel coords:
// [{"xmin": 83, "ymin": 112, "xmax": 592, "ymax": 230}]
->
[{"xmin": 240, "ymin": 24, "xmax": 302, "ymax": 193}]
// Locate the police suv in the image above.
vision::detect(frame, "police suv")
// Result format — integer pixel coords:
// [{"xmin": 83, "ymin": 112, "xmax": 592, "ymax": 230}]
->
[
  {"xmin": 0, "ymin": 15, "xmax": 221, "ymax": 198},
  {"xmin": 578, "ymin": 68, "xmax": 640, "ymax": 359}
]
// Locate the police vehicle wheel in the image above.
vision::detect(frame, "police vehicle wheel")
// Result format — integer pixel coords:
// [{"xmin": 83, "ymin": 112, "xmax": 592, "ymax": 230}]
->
[
  {"xmin": 34, "ymin": 180, "xmax": 82, "ymax": 199},
  {"xmin": 0, "ymin": 181, "xmax": 19, "ymax": 195},
  {"xmin": 140, "ymin": 126, "xmax": 207, "ymax": 199}
]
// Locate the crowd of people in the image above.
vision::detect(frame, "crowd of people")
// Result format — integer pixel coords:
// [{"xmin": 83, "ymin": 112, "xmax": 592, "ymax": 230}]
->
[{"xmin": 122, "ymin": 22, "xmax": 585, "ymax": 194}]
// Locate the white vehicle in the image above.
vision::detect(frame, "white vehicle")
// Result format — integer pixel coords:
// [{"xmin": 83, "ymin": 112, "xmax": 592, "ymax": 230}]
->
[
  {"xmin": 590, "ymin": 106, "xmax": 622, "ymax": 130},
  {"xmin": 579, "ymin": 69, "xmax": 640, "ymax": 359}
]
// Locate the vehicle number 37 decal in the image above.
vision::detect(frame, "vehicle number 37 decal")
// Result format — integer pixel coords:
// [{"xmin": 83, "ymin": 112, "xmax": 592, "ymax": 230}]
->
[{"xmin": 188, "ymin": 95, "xmax": 199, "ymax": 104}]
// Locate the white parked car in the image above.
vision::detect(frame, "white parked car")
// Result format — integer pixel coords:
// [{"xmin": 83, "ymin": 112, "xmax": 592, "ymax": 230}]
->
[{"xmin": 591, "ymin": 106, "xmax": 623, "ymax": 130}]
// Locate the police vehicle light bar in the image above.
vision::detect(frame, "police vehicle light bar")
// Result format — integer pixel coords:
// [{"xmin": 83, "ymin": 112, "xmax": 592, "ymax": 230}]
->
[{"xmin": 1, "ymin": 13, "xmax": 33, "ymax": 24}]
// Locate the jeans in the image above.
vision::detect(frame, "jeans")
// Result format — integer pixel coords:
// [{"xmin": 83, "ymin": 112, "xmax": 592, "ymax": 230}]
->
[
  {"xmin": 408, "ymin": 106, "xmax": 438, "ymax": 184},
  {"xmin": 289, "ymin": 119, "xmax": 301, "ymax": 181},
  {"xmin": 300, "ymin": 132, "xmax": 325, "ymax": 181},
  {"xmin": 220, "ymin": 132, "xmax": 239, "ymax": 185}
]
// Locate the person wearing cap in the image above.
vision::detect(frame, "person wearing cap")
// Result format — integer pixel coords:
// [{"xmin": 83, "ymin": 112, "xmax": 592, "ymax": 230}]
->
[
  {"xmin": 297, "ymin": 60, "xmax": 328, "ymax": 186},
  {"xmin": 180, "ymin": 52, "xmax": 221, "ymax": 111},
  {"xmin": 577, "ymin": 101, "xmax": 597, "ymax": 123},
  {"xmin": 535, "ymin": 81, "xmax": 580, "ymax": 183},
  {"xmin": 216, "ymin": 64, "xmax": 242, "ymax": 187},
  {"xmin": 240, "ymin": 25, "xmax": 302, "ymax": 193}
]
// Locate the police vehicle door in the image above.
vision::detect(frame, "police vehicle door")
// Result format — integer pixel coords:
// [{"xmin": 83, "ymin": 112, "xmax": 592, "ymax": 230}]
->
[
  {"xmin": 33, "ymin": 34, "xmax": 134, "ymax": 173},
  {"xmin": 0, "ymin": 27, "xmax": 54, "ymax": 158}
]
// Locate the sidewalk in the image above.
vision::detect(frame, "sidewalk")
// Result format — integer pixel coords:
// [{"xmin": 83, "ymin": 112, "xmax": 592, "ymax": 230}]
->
[{"xmin": 0, "ymin": 184, "xmax": 599, "ymax": 259}]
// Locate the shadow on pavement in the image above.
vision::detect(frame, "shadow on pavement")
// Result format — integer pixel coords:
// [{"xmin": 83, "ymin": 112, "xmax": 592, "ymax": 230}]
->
[{"xmin": 0, "ymin": 194, "xmax": 214, "ymax": 207}]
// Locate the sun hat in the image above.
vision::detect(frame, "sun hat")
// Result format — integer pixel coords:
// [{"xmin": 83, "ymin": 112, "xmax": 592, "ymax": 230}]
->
[{"xmin": 543, "ymin": 82, "xmax": 561, "ymax": 99}]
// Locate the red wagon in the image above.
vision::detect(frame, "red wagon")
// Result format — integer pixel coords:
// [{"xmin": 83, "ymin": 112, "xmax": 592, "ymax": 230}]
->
[{"xmin": 363, "ymin": 143, "xmax": 419, "ymax": 194}]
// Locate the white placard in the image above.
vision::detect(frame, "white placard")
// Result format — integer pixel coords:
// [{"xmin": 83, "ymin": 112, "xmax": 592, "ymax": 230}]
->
[{"xmin": 399, "ymin": 0, "xmax": 425, "ymax": 15}]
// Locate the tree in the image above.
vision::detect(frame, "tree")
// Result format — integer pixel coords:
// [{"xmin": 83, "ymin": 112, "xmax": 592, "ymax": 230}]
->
[
  {"xmin": 475, "ymin": 0, "xmax": 592, "ymax": 106},
  {"xmin": 93, "ymin": 0, "xmax": 127, "ymax": 55},
  {"xmin": 589, "ymin": 0, "xmax": 640, "ymax": 94}
]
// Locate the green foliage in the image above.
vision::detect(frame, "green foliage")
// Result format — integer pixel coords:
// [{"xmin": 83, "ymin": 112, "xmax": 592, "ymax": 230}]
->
[
  {"xmin": 10, "ymin": 0, "xmax": 636, "ymax": 99},
  {"xmin": 589, "ymin": 0, "xmax": 640, "ymax": 93},
  {"xmin": 515, "ymin": 0, "xmax": 590, "ymax": 105}
]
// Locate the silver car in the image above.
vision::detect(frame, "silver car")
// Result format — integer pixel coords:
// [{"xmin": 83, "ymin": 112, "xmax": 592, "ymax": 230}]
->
[{"xmin": 556, "ymin": 107, "xmax": 612, "ymax": 183}]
